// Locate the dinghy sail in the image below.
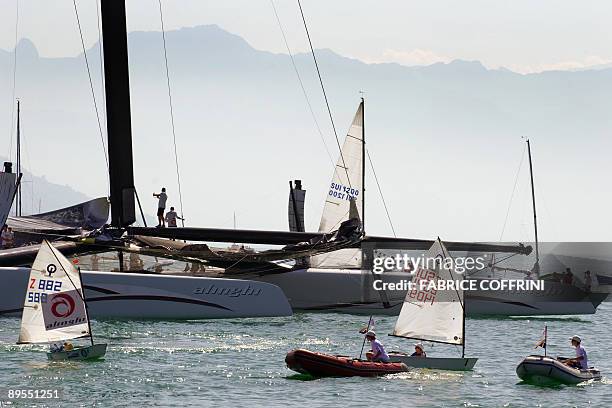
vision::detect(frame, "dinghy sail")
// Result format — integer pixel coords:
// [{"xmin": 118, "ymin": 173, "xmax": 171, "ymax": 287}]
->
[
  {"xmin": 18, "ymin": 240, "xmax": 106, "ymax": 360},
  {"xmin": 311, "ymin": 100, "xmax": 364, "ymax": 268},
  {"xmin": 392, "ymin": 238, "xmax": 464, "ymax": 347}
]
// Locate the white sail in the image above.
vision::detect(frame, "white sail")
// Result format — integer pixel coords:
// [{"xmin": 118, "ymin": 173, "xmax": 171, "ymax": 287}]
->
[
  {"xmin": 18, "ymin": 240, "xmax": 90, "ymax": 344},
  {"xmin": 311, "ymin": 101, "xmax": 363, "ymax": 268},
  {"xmin": 392, "ymin": 239, "xmax": 464, "ymax": 345}
]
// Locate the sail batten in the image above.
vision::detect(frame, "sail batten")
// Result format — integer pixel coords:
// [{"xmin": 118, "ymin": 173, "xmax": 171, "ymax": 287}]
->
[
  {"xmin": 392, "ymin": 239, "xmax": 464, "ymax": 345},
  {"xmin": 18, "ymin": 240, "xmax": 91, "ymax": 344}
]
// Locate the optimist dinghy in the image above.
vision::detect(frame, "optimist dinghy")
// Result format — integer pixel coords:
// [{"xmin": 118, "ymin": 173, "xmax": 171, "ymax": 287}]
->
[
  {"xmin": 516, "ymin": 355, "xmax": 601, "ymax": 385},
  {"xmin": 17, "ymin": 240, "xmax": 107, "ymax": 361},
  {"xmin": 387, "ymin": 238, "xmax": 477, "ymax": 371},
  {"xmin": 285, "ymin": 349, "xmax": 408, "ymax": 377}
]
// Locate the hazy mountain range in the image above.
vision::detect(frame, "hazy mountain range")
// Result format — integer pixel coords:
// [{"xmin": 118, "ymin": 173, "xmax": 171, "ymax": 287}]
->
[{"xmin": 1, "ymin": 24, "xmax": 611, "ymax": 241}]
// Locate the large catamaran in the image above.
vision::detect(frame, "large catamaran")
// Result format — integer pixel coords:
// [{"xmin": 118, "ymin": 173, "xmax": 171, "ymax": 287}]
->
[{"xmin": 0, "ymin": 1, "xmax": 296, "ymax": 319}]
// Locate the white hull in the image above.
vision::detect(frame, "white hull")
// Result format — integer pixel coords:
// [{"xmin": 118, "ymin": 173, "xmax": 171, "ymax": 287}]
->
[
  {"xmin": 516, "ymin": 355, "xmax": 601, "ymax": 385},
  {"xmin": 387, "ymin": 352, "xmax": 477, "ymax": 371},
  {"xmin": 47, "ymin": 343, "xmax": 107, "ymax": 361},
  {"xmin": 0, "ymin": 268, "xmax": 292, "ymax": 319},
  {"xmin": 256, "ymin": 268, "xmax": 605, "ymax": 316}
]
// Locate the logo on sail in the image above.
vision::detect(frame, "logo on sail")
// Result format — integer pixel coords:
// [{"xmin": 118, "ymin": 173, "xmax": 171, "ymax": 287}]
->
[
  {"xmin": 42, "ymin": 290, "xmax": 87, "ymax": 330},
  {"xmin": 50, "ymin": 293, "xmax": 76, "ymax": 317},
  {"xmin": 46, "ymin": 264, "xmax": 57, "ymax": 277}
]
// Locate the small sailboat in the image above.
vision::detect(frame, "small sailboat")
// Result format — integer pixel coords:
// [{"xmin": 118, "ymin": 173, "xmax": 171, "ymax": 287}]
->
[
  {"xmin": 17, "ymin": 240, "xmax": 107, "ymax": 361},
  {"xmin": 386, "ymin": 238, "xmax": 478, "ymax": 370}
]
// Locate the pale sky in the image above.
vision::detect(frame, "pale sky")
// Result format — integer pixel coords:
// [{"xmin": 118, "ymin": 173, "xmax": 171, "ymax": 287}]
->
[{"xmin": 1, "ymin": 0, "xmax": 611, "ymax": 74}]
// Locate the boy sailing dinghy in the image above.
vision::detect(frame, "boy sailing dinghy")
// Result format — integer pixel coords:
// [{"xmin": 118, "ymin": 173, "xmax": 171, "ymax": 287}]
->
[
  {"xmin": 387, "ymin": 238, "xmax": 478, "ymax": 370},
  {"xmin": 18, "ymin": 240, "xmax": 107, "ymax": 361}
]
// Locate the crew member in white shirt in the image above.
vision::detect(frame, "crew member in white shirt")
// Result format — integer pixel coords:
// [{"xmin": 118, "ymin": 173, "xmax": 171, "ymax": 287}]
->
[
  {"xmin": 165, "ymin": 206, "xmax": 184, "ymax": 228},
  {"xmin": 153, "ymin": 187, "xmax": 168, "ymax": 227}
]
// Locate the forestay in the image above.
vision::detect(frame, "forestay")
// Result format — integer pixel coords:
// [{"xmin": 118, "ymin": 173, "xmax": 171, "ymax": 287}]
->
[
  {"xmin": 18, "ymin": 240, "xmax": 90, "ymax": 344},
  {"xmin": 392, "ymin": 239, "xmax": 464, "ymax": 345},
  {"xmin": 311, "ymin": 101, "xmax": 364, "ymax": 268}
]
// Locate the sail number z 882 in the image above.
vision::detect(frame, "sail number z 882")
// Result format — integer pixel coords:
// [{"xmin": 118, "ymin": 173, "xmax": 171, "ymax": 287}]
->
[{"xmin": 26, "ymin": 279, "xmax": 63, "ymax": 303}]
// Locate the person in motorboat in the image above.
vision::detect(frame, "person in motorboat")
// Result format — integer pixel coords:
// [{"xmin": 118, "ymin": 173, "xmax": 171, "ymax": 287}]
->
[
  {"xmin": 411, "ymin": 343, "xmax": 427, "ymax": 357},
  {"xmin": 558, "ymin": 335, "xmax": 588, "ymax": 369},
  {"xmin": 365, "ymin": 331, "xmax": 390, "ymax": 363}
]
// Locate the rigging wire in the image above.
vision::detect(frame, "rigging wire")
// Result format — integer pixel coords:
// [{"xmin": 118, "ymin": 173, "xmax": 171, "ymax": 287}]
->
[
  {"xmin": 366, "ymin": 149, "xmax": 396, "ymax": 237},
  {"xmin": 8, "ymin": 0, "xmax": 19, "ymax": 162},
  {"xmin": 269, "ymin": 0, "xmax": 335, "ymax": 169},
  {"xmin": 157, "ymin": 0, "xmax": 186, "ymax": 227},
  {"xmin": 72, "ymin": 0, "xmax": 109, "ymax": 190},
  {"xmin": 499, "ymin": 142, "xmax": 527, "ymax": 240},
  {"xmin": 296, "ymin": 0, "xmax": 352, "ymax": 188}
]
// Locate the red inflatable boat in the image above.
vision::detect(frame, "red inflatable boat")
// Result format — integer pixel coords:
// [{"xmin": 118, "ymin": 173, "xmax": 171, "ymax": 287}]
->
[{"xmin": 285, "ymin": 349, "xmax": 409, "ymax": 377}]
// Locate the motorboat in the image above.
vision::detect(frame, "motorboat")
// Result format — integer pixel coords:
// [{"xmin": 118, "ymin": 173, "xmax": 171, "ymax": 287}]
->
[
  {"xmin": 516, "ymin": 355, "xmax": 601, "ymax": 385},
  {"xmin": 285, "ymin": 349, "xmax": 408, "ymax": 377}
]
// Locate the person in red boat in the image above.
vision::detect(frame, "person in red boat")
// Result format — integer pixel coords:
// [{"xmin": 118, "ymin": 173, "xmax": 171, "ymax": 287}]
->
[{"xmin": 365, "ymin": 331, "xmax": 390, "ymax": 363}]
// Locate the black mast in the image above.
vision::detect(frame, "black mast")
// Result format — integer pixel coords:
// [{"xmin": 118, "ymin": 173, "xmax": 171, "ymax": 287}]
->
[
  {"xmin": 526, "ymin": 139, "xmax": 539, "ymax": 272},
  {"xmin": 100, "ymin": 0, "xmax": 136, "ymax": 228}
]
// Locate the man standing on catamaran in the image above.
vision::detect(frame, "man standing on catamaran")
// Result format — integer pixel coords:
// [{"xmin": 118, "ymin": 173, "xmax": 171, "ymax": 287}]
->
[
  {"xmin": 153, "ymin": 187, "xmax": 168, "ymax": 227},
  {"xmin": 165, "ymin": 206, "xmax": 183, "ymax": 228}
]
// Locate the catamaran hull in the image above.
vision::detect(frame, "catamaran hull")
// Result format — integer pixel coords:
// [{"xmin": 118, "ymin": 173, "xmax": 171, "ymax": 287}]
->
[
  {"xmin": 0, "ymin": 268, "xmax": 292, "ymax": 319},
  {"xmin": 516, "ymin": 355, "xmax": 601, "ymax": 385},
  {"xmin": 47, "ymin": 344, "xmax": 108, "ymax": 361},
  {"xmin": 256, "ymin": 268, "xmax": 605, "ymax": 316},
  {"xmin": 386, "ymin": 352, "xmax": 477, "ymax": 370}
]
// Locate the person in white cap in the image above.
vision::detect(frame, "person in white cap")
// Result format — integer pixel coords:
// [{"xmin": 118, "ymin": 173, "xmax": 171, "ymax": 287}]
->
[
  {"xmin": 411, "ymin": 343, "xmax": 427, "ymax": 357},
  {"xmin": 560, "ymin": 335, "xmax": 588, "ymax": 369},
  {"xmin": 365, "ymin": 330, "xmax": 390, "ymax": 363}
]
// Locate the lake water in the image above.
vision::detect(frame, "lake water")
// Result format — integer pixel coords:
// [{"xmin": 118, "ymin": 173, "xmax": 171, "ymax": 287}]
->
[{"xmin": 1, "ymin": 303, "xmax": 610, "ymax": 407}]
